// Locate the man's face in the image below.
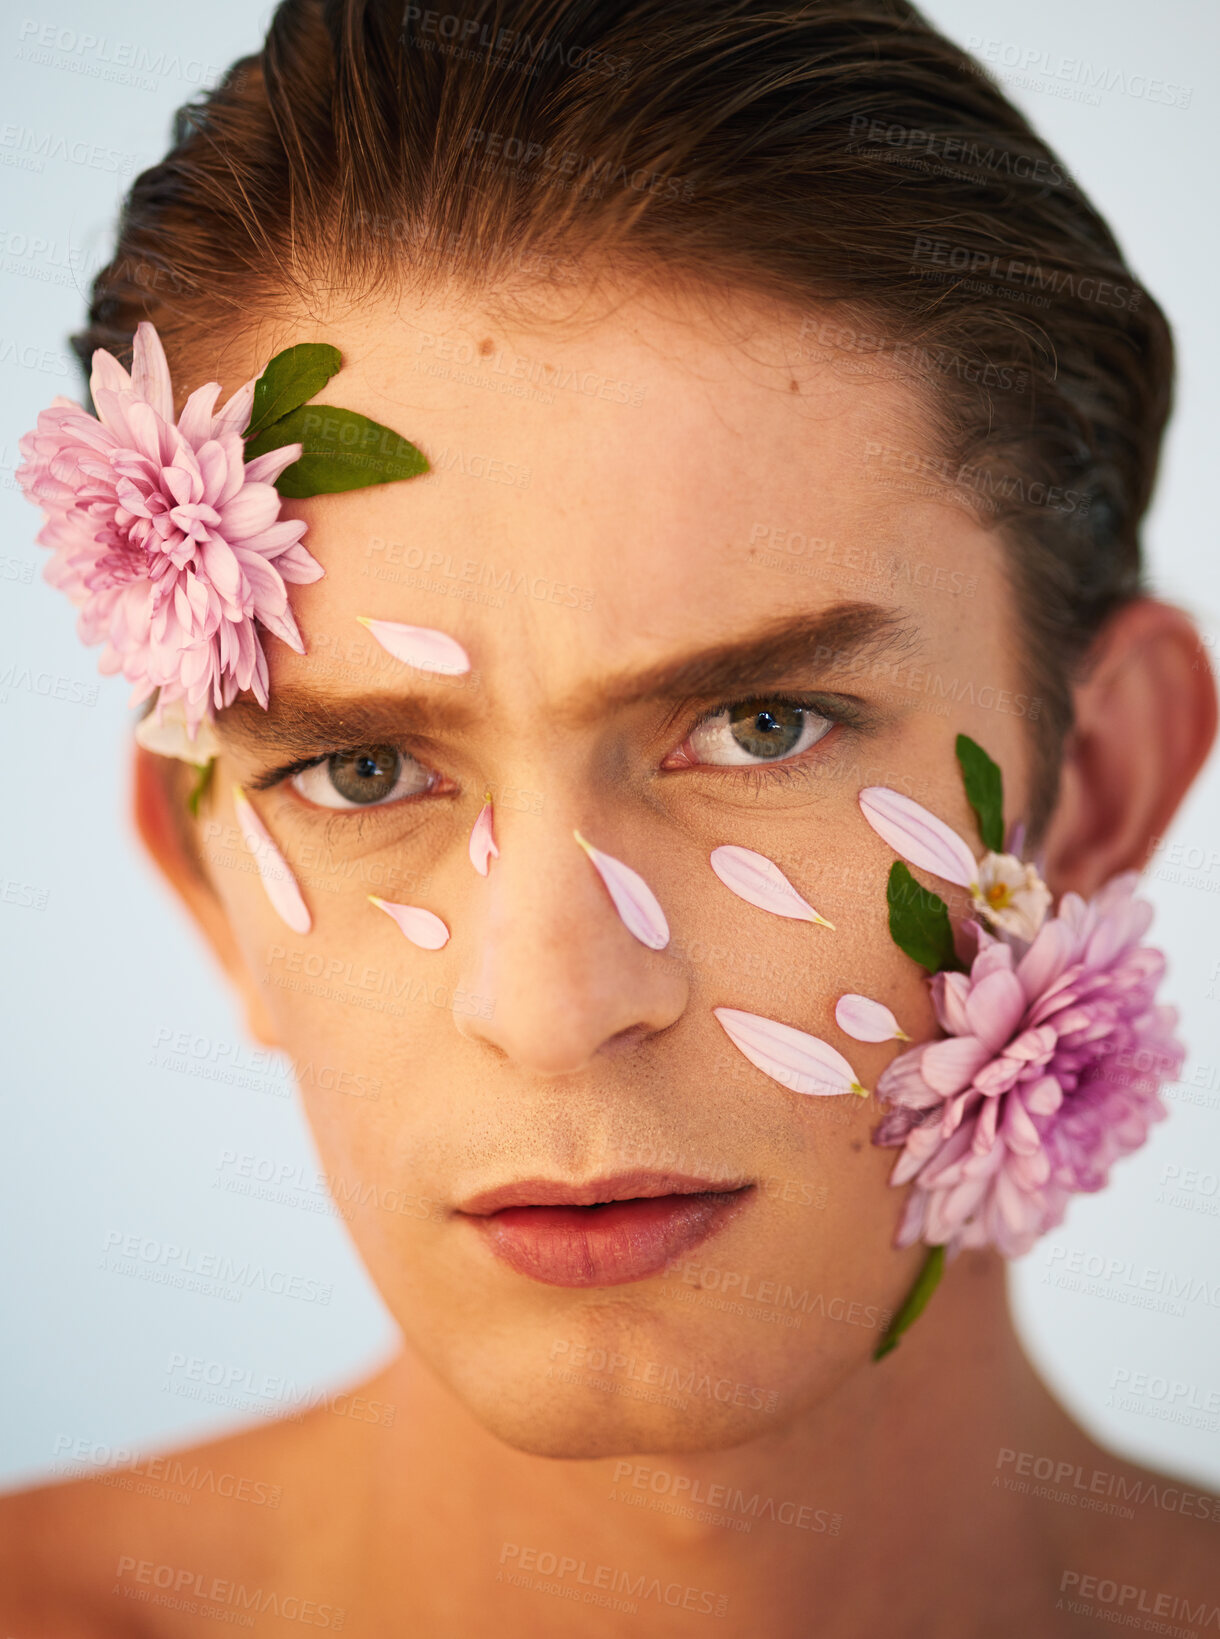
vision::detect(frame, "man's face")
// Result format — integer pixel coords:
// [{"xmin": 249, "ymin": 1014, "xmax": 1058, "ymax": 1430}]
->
[{"xmin": 190, "ymin": 278, "xmax": 1036, "ymax": 1457}]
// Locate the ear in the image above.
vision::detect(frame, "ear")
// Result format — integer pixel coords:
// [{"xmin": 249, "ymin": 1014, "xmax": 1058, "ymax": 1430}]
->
[
  {"xmin": 132, "ymin": 747, "xmax": 282, "ymax": 1048},
  {"xmin": 1039, "ymin": 599, "xmax": 1217, "ymax": 898}
]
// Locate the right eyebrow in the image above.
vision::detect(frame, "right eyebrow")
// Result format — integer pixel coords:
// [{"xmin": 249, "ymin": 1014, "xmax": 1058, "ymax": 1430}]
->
[{"xmin": 217, "ymin": 687, "xmax": 479, "ymax": 759}]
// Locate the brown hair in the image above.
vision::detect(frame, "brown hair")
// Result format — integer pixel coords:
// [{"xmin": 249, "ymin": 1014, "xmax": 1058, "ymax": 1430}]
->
[{"xmin": 75, "ymin": 0, "xmax": 1174, "ymax": 837}]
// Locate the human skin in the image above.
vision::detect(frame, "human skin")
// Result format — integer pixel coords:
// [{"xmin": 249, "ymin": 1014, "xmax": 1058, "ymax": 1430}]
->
[{"xmin": 0, "ymin": 275, "xmax": 1215, "ymax": 1635}]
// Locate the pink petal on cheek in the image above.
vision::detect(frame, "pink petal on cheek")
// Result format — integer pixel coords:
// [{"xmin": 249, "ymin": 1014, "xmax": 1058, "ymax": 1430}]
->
[
  {"xmin": 858, "ymin": 787, "xmax": 977, "ymax": 889},
  {"xmin": 709, "ymin": 845, "xmax": 834, "ymax": 927},
  {"xmin": 356, "ymin": 616, "xmax": 471, "ymax": 675},
  {"xmin": 232, "ymin": 786, "xmax": 311, "ymax": 935},
  {"xmin": 834, "ymin": 994, "xmax": 908, "ymax": 1043},
  {"xmin": 573, "ymin": 831, "xmax": 669, "ymax": 950},
  {"xmin": 469, "ymin": 800, "xmax": 498, "ymax": 876},
  {"xmin": 368, "ymin": 896, "xmax": 450, "ymax": 949},
  {"xmin": 713, "ymin": 1007, "xmax": 866, "ymax": 1097}
]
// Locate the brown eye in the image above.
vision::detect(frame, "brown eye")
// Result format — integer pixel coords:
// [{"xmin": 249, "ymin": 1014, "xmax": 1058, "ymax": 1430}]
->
[
  {"xmin": 684, "ymin": 699, "xmax": 834, "ymax": 766},
  {"xmin": 290, "ymin": 745, "xmax": 437, "ymax": 809}
]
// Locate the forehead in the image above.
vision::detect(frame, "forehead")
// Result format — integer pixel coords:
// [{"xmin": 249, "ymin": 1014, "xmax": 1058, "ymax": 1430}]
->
[{"xmin": 213, "ymin": 280, "xmax": 1001, "ymax": 703}]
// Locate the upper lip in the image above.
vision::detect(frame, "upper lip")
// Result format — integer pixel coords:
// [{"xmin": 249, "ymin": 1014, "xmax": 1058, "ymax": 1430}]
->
[{"xmin": 456, "ymin": 1170, "xmax": 753, "ymax": 1216}]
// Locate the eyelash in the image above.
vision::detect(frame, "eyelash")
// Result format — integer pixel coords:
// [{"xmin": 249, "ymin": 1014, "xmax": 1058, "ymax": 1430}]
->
[
  {"xmin": 673, "ymin": 692, "xmax": 859, "ymax": 782},
  {"xmin": 249, "ymin": 692, "xmax": 860, "ymax": 807}
]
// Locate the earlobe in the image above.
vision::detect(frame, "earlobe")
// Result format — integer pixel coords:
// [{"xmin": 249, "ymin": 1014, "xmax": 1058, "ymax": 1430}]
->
[
  {"xmin": 132, "ymin": 747, "xmax": 282, "ymax": 1049},
  {"xmin": 1039, "ymin": 600, "xmax": 1217, "ymax": 898}
]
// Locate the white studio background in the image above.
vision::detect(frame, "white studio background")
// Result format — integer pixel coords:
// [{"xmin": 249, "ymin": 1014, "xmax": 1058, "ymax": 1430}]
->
[{"xmin": 1, "ymin": 0, "xmax": 1217, "ymax": 1492}]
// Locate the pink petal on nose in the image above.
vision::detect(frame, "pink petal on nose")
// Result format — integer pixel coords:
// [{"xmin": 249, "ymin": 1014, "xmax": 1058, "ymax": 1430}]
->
[
  {"xmin": 356, "ymin": 616, "xmax": 471, "ymax": 675},
  {"xmin": 834, "ymin": 993, "xmax": 908, "ymax": 1042},
  {"xmin": 714, "ymin": 1007, "xmax": 866, "ymax": 1097},
  {"xmin": 369, "ymin": 896, "xmax": 450, "ymax": 949},
  {"xmin": 232, "ymin": 786, "xmax": 311, "ymax": 935},
  {"xmin": 573, "ymin": 831, "xmax": 669, "ymax": 950},
  {"xmin": 709, "ymin": 844, "xmax": 834, "ymax": 927},
  {"xmin": 469, "ymin": 799, "xmax": 498, "ymax": 876},
  {"xmin": 858, "ymin": 787, "xmax": 977, "ymax": 888}
]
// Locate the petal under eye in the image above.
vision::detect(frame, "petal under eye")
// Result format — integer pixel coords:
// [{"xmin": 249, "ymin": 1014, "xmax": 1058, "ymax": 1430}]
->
[
  {"xmin": 290, "ymin": 745, "xmax": 437, "ymax": 809},
  {"xmin": 684, "ymin": 700, "xmax": 834, "ymax": 766}
]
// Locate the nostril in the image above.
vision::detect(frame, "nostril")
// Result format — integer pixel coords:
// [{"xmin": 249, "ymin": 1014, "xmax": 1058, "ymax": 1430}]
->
[{"xmin": 598, "ymin": 1023, "xmax": 658, "ymax": 1057}]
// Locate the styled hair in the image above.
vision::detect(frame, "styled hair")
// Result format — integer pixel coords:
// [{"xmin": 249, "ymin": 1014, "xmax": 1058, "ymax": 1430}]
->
[{"xmin": 75, "ymin": 0, "xmax": 1174, "ymax": 836}]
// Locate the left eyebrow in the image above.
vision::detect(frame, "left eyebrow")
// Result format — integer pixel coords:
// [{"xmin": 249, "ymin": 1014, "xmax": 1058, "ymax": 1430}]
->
[
  {"xmin": 558, "ymin": 601, "xmax": 920, "ymax": 725},
  {"xmin": 216, "ymin": 688, "xmax": 478, "ymax": 759}
]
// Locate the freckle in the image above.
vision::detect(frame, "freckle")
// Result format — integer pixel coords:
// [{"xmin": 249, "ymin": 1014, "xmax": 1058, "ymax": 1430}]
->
[
  {"xmin": 850, "ymin": 1140, "xmax": 863, "ymax": 1152},
  {"xmin": 479, "ymin": 337, "xmax": 494, "ymax": 356}
]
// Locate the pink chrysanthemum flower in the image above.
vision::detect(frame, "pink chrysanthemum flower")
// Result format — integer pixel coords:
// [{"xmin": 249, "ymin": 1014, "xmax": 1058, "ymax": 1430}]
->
[
  {"xmin": 874, "ymin": 873, "xmax": 1184, "ymax": 1258},
  {"xmin": 15, "ymin": 321, "xmax": 323, "ymax": 739}
]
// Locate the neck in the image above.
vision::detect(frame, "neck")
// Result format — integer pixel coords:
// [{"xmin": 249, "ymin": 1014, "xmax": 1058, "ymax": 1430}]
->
[{"xmin": 358, "ymin": 1253, "xmax": 1090, "ymax": 1633}]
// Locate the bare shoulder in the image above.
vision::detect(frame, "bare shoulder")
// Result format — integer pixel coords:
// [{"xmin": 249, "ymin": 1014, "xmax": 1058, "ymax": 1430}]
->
[
  {"xmin": 0, "ymin": 1400, "xmax": 369, "ymax": 1636},
  {"xmin": 1049, "ymin": 1442, "xmax": 1220, "ymax": 1621}
]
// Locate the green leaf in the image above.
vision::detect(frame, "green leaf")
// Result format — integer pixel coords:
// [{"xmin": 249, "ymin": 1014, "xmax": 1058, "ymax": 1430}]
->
[
  {"xmin": 873, "ymin": 1245, "xmax": 946, "ymax": 1361},
  {"xmin": 244, "ymin": 405, "xmax": 430, "ymax": 498},
  {"xmin": 955, "ymin": 732, "xmax": 1004, "ymax": 854},
  {"xmin": 243, "ymin": 343, "xmax": 342, "ymax": 443},
  {"xmin": 186, "ymin": 757, "xmax": 215, "ymax": 818},
  {"xmin": 886, "ymin": 861, "xmax": 961, "ymax": 974}
]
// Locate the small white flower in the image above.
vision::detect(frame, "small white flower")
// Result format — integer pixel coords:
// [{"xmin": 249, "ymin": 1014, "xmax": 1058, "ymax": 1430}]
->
[
  {"xmin": 134, "ymin": 695, "xmax": 221, "ymax": 766},
  {"xmin": 971, "ymin": 852, "xmax": 1052, "ymax": 941}
]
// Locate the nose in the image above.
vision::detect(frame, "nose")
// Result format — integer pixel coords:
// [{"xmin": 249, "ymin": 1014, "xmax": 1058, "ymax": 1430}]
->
[{"xmin": 454, "ymin": 814, "xmax": 689, "ymax": 1075}]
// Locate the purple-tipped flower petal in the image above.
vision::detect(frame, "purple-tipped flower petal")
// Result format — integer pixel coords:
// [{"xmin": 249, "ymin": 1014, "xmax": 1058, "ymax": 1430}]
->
[
  {"xmin": 233, "ymin": 786, "xmax": 311, "ymax": 935},
  {"xmin": 835, "ymin": 994, "xmax": 910, "ymax": 1043},
  {"xmin": 469, "ymin": 797, "xmax": 498, "ymax": 876},
  {"xmin": 369, "ymin": 896, "xmax": 449, "ymax": 949},
  {"xmin": 357, "ymin": 616, "xmax": 471, "ymax": 675},
  {"xmin": 709, "ymin": 844, "xmax": 834, "ymax": 928},
  {"xmin": 714, "ymin": 1007, "xmax": 867, "ymax": 1097},
  {"xmin": 574, "ymin": 830, "xmax": 669, "ymax": 950},
  {"xmin": 859, "ymin": 786, "xmax": 977, "ymax": 888},
  {"xmin": 873, "ymin": 876, "xmax": 1184, "ymax": 1257}
]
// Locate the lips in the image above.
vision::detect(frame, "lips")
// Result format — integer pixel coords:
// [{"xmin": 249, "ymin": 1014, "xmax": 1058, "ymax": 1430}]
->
[{"xmin": 456, "ymin": 1171, "xmax": 753, "ymax": 1288}]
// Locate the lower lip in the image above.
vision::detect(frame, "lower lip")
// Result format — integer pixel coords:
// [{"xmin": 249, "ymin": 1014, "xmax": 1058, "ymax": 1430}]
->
[{"xmin": 466, "ymin": 1191, "xmax": 750, "ymax": 1287}]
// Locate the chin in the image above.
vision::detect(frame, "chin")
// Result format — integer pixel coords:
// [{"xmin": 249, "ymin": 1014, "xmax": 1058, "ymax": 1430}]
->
[
  {"xmin": 412, "ymin": 1298, "xmax": 867, "ymax": 1460},
  {"xmin": 451, "ymin": 1385, "xmax": 791, "ymax": 1462}
]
